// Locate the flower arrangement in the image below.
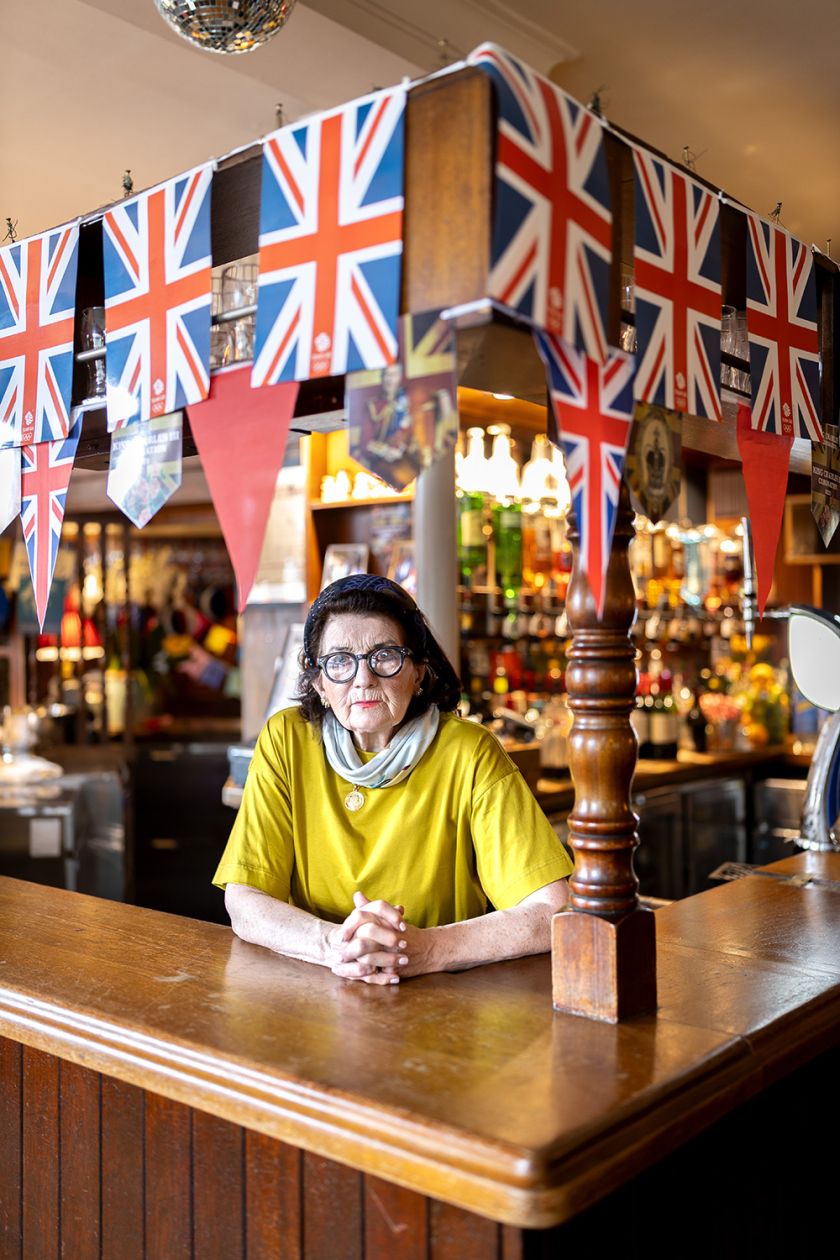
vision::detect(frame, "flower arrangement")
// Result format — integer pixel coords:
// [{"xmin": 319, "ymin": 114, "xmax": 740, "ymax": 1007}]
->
[
  {"xmin": 735, "ymin": 662, "xmax": 789, "ymax": 747},
  {"xmin": 697, "ymin": 659, "xmax": 790, "ymax": 750}
]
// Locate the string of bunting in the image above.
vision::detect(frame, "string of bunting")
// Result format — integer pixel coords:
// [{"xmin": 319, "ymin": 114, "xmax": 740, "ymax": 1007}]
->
[{"xmin": 0, "ymin": 42, "xmax": 836, "ymax": 627}]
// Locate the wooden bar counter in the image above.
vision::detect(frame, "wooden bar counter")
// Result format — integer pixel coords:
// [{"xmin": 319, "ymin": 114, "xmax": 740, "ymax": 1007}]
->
[{"xmin": 1, "ymin": 856, "xmax": 839, "ymax": 1257}]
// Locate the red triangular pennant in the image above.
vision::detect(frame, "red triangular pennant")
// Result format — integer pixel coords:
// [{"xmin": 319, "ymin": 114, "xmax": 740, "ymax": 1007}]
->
[
  {"xmin": 736, "ymin": 403, "xmax": 792, "ymax": 616},
  {"xmin": 187, "ymin": 367, "xmax": 299, "ymax": 612}
]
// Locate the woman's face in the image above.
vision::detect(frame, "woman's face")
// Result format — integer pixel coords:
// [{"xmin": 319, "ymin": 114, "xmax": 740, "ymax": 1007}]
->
[{"xmin": 313, "ymin": 612, "xmax": 425, "ymax": 752}]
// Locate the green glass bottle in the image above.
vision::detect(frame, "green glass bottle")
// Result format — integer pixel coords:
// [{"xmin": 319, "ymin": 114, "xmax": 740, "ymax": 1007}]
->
[
  {"xmin": 494, "ymin": 501, "xmax": 523, "ymax": 600},
  {"xmin": 457, "ymin": 491, "xmax": 487, "ymax": 587}
]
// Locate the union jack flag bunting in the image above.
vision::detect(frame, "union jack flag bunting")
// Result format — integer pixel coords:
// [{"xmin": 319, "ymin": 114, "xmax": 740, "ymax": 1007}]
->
[
  {"xmin": 0, "ymin": 223, "xmax": 80, "ymax": 449},
  {"xmin": 535, "ymin": 331, "xmax": 634, "ymax": 618},
  {"xmin": 103, "ymin": 163, "xmax": 213, "ymax": 429},
  {"xmin": 252, "ymin": 87, "xmax": 405, "ymax": 386},
  {"xmin": 468, "ymin": 43, "xmax": 612, "ymax": 362},
  {"xmin": 20, "ymin": 415, "xmax": 82, "ymax": 630},
  {"xmin": 745, "ymin": 213, "xmax": 821, "ymax": 441},
  {"xmin": 633, "ymin": 147, "xmax": 722, "ymax": 422}
]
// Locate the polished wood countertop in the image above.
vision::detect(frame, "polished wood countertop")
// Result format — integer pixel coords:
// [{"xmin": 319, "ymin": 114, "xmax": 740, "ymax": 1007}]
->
[{"xmin": 1, "ymin": 855, "xmax": 839, "ymax": 1228}]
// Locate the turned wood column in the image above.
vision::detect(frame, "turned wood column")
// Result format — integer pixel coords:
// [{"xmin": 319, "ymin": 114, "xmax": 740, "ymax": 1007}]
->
[{"xmin": 552, "ymin": 483, "xmax": 657, "ymax": 1022}]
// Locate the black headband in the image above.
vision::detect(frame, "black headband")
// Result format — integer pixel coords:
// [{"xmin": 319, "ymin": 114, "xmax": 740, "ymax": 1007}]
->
[{"xmin": 303, "ymin": 574, "xmax": 426, "ymax": 664}]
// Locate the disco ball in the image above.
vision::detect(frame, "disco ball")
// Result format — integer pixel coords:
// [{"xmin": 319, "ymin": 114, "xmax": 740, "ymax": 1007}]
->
[{"xmin": 155, "ymin": 1, "xmax": 298, "ymax": 55}]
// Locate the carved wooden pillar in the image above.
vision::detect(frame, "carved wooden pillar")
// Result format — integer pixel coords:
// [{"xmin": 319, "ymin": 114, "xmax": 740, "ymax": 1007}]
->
[{"xmin": 552, "ymin": 483, "xmax": 657, "ymax": 1022}]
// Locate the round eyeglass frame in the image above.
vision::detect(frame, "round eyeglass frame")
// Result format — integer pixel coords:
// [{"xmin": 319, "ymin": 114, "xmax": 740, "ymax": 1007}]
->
[{"xmin": 316, "ymin": 646, "xmax": 414, "ymax": 683}]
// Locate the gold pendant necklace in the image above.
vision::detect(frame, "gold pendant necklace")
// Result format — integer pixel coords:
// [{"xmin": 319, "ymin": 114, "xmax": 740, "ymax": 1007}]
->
[{"xmin": 344, "ymin": 787, "xmax": 365, "ymax": 812}]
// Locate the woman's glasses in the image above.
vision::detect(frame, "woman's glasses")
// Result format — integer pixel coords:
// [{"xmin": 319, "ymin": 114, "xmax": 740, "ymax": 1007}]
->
[{"xmin": 317, "ymin": 646, "xmax": 413, "ymax": 683}]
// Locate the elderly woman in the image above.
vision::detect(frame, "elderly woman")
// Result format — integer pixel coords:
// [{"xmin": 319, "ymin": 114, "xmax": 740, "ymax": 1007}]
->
[{"xmin": 214, "ymin": 574, "xmax": 572, "ymax": 984}]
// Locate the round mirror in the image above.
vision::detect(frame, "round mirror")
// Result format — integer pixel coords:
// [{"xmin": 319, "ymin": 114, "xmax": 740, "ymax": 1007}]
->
[{"xmin": 789, "ymin": 607, "xmax": 840, "ymax": 712}]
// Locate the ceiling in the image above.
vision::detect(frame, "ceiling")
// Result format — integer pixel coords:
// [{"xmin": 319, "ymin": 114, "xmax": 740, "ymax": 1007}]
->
[
  {"xmin": 3, "ymin": 0, "xmax": 837, "ymax": 514},
  {"xmin": 3, "ymin": 0, "xmax": 838, "ymax": 250}
]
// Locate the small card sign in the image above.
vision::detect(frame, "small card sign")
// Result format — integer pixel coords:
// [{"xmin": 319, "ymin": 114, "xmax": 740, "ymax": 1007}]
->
[
  {"xmin": 811, "ymin": 424, "xmax": 840, "ymax": 547},
  {"xmin": 30, "ymin": 817, "xmax": 62, "ymax": 858}
]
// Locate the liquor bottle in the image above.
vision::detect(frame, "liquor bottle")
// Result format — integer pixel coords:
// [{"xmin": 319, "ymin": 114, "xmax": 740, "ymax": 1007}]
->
[
  {"xmin": 521, "ymin": 506, "xmax": 554, "ymax": 589},
  {"xmin": 493, "ymin": 501, "xmax": 523, "ymax": 601},
  {"xmin": 456, "ymin": 427, "xmax": 490, "ymax": 588},
  {"xmin": 457, "ymin": 491, "xmax": 487, "ymax": 587}
]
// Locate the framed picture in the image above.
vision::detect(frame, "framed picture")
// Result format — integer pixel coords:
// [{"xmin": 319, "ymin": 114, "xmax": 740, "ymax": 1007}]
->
[
  {"xmin": 387, "ymin": 539, "xmax": 416, "ymax": 597},
  {"xmin": 784, "ymin": 495, "xmax": 840, "ymax": 564},
  {"xmin": 320, "ymin": 543, "xmax": 370, "ymax": 590},
  {"xmin": 263, "ymin": 623, "xmax": 306, "ymax": 718}
]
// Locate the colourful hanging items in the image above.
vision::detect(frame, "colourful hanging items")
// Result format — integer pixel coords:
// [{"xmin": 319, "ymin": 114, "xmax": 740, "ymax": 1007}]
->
[
  {"xmin": 102, "ymin": 163, "xmax": 213, "ymax": 429},
  {"xmin": 468, "ymin": 43, "xmax": 612, "ymax": 362},
  {"xmin": 632, "ymin": 148, "xmax": 722, "ymax": 422},
  {"xmin": 536, "ymin": 331, "xmax": 635, "ymax": 618},
  {"xmin": 0, "ymin": 222, "xmax": 80, "ymax": 447},
  {"xmin": 744, "ymin": 213, "xmax": 821, "ymax": 441},
  {"xmin": 19, "ymin": 416, "xmax": 82, "ymax": 629},
  {"xmin": 252, "ymin": 87, "xmax": 406, "ymax": 386}
]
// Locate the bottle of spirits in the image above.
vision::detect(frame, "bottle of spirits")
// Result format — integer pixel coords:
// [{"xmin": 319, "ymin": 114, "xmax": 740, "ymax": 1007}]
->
[
  {"xmin": 494, "ymin": 500, "xmax": 523, "ymax": 601},
  {"xmin": 457, "ymin": 491, "xmax": 487, "ymax": 588},
  {"xmin": 456, "ymin": 427, "xmax": 489, "ymax": 588}
]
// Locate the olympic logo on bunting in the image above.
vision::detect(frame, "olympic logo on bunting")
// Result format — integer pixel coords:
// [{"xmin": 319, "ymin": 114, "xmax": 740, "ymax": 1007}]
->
[
  {"xmin": 745, "ymin": 213, "xmax": 821, "ymax": 441},
  {"xmin": 102, "ymin": 163, "xmax": 213, "ymax": 429},
  {"xmin": 632, "ymin": 148, "xmax": 722, "ymax": 423},
  {"xmin": 469, "ymin": 43, "xmax": 612, "ymax": 363},
  {"xmin": 252, "ymin": 86, "xmax": 406, "ymax": 385},
  {"xmin": 0, "ymin": 222, "xmax": 80, "ymax": 449}
]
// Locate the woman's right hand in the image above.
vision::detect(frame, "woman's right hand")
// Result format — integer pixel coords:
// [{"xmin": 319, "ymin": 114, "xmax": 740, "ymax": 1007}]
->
[{"xmin": 328, "ymin": 891, "xmax": 409, "ymax": 985}]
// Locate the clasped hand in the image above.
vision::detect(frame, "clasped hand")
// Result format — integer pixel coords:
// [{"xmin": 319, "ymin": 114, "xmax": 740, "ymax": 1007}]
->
[{"xmin": 329, "ymin": 891, "xmax": 426, "ymax": 985}]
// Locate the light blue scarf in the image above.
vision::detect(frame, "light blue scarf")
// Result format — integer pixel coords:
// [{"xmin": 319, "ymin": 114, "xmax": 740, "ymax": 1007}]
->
[{"xmin": 322, "ymin": 705, "xmax": 440, "ymax": 788}]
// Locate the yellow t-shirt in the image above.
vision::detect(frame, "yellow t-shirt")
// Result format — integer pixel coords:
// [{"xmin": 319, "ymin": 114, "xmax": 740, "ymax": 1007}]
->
[{"xmin": 213, "ymin": 708, "xmax": 573, "ymax": 928}]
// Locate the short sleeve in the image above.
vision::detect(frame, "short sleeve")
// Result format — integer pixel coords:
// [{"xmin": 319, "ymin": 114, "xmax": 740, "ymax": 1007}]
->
[
  {"xmin": 212, "ymin": 717, "xmax": 295, "ymax": 901},
  {"xmin": 471, "ymin": 768, "xmax": 574, "ymax": 910}
]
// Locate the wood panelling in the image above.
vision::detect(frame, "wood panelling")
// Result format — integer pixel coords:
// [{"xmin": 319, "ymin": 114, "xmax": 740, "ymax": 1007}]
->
[
  {"xmin": 144, "ymin": 1094, "xmax": 192, "ymax": 1259},
  {"xmin": 59, "ymin": 1061, "xmax": 100, "ymax": 1260},
  {"xmin": 192, "ymin": 1110, "xmax": 243, "ymax": 1260},
  {"xmin": 429, "ymin": 1199, "xmax": 500, "ymax": 1259},
  {"xmin": 0, "ymin": 1038, "xmax": 22, "ymax": 1257},
  {"xmin": 101, "ymin": 1076, "xmax": 144, "ymax": 1260},
  {"xmin": 364, "ymin": 1177, "xmax": 428, "ymax": 1260},
  {"xmin": 244, "ymin": 1132, "xmax": 302, "ymax": 1260},
  {"xmin": 302, "ymin": 1153, "xmax": 362, "ymax": 1260},
  {"xmin": 22, "ymin": 1047, "xmax": 59, "ymax": 1259}
]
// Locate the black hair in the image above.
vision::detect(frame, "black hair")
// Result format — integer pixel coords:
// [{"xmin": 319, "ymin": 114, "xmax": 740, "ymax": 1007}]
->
[{"xmin": 297, "ymin": 575, "xmax": 461, "ymax": 729}]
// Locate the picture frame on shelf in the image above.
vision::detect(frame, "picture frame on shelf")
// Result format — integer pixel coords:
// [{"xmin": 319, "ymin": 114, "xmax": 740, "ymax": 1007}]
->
[
  {"xmin": 783, "ymin": 495, "xmax": 840, "ymax": 564},
  {"xmin": 387, "ymin": 539, "xmax": 417, "ymax": 597},
  {"xmin": 320, "ymin": 543, "xmax": 370, "ymax": 590},
  {"xmin": 264, "ymin": 623, "xmax": 307, "ymax": 718}
]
